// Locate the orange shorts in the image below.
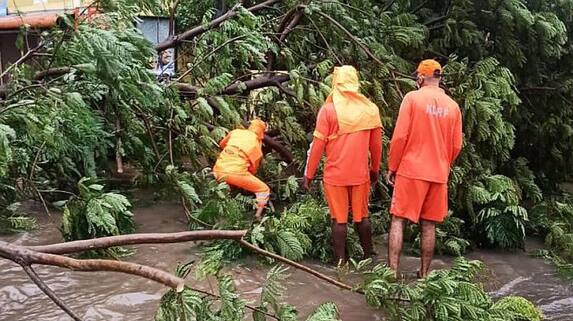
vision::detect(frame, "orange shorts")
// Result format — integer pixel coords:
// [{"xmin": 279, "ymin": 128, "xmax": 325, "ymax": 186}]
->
[
  {"xmin": 214, "ymin": 171, "xmax": 270, "ymax": 208},
  {"xmin": 323, "ymin": 182, "xmax": 370, "ymax": 224},
  {"xmin": 390, "ymin": 175, "xmax": 448, "ymax": 223}
]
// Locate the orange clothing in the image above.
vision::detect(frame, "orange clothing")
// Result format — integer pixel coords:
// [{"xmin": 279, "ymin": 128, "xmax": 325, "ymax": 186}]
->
[
  {"xmin": 214, "ymin": 129, "xmax": 264, "ymax": 175},
  {"xmin": 214, "ymin": 172, "xmax": 270, "ymax": 208},
  {"xmin": 213, "ymin": 120, "xmax": 270, "ymax": 208},
  {"xmin": 388, "ymin": 85, "xmax": 462, "ymax": 183},
  {"xmin": 305, "ymin": 103, "xmax": 382, "ymax": 186},
  {"xmin": 390, "ymin": 175, "xmax": 448, "ymax": 223},
  {"xmin": 323, "ymin": 181, "xmax": 370, "ymax": 224},
  {"xmin": 326, "ymin": 66, "xmax": 382, "ymax": 135}
]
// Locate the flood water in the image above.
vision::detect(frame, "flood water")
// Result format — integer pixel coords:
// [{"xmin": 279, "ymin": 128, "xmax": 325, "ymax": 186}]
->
[{"xmin": 1, "ymin": 202, "xmax": 572, "ymax": 321}]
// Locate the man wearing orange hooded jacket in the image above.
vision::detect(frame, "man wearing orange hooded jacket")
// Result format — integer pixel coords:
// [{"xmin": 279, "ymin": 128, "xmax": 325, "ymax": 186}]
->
[
  {"xmin": 303, "ymin": 66, "xmax": 382, "ymax": 264},
  {"xmin": 386, "ymin": 59, "xmax": 463, "ymax": 278},
  {"xmin": 213, "ymin": 119, "xmax": 270, "ymax": 220}
]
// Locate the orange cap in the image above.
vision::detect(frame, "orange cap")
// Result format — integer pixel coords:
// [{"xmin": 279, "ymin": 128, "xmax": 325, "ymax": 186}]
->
[
  {"xmin": 248, "ymin": 119, "xmax": 267, "ymax": 140},
  {"xmin": 416, "ymin": 59, "xmax": 442, "ymax": 77}
]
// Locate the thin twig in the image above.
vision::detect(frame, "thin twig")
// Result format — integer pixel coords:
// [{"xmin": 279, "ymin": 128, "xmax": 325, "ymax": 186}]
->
[
  {"xmin": 191, "ymin": 287, "xmax": 279, "ymax": 320},
  {"xmin": 29, "ymin": 140, "xmax": 46, "ymax": 181},
  {"xmin": 37, "ymin": 189, "xmax": 78, "ymax": 197},
  {"xmin": 238, "ymin": 239, "xmax": 357, "ymax": 292},
  {"xmin": 308, "ymin": 17, "xmax": 343, "ymax": 65},
  {"xmin": 181, "ymin": 197, "xmax": 214, "ymax": 228},
  {"xmin": 314, "ymin": 10, "xmax": 384, "ymax": 66},
  {"xmin": 383, "ymin": 0, "xmax": 397, "ymax": 11},
  {"xmin": 21, "ymin": 265, "xmax": 83, "ymax": 321},
  {"xmin": 175, "ymin": 35, "xmax": 249, "ymax": 82},
  {"xmin": 0, "ymin": 241, "xmax": 186, "ymax": 291},
  {"xmin": 0, "ymin": 42, "xmax": 45, "ymax": 79},
  {"xmin": 35, "ymin": 186, "xmax": 51, "ymax": 217},
  {"xmin": 168, "ymin": 108, "xmax": 175, "ymax": 165}
]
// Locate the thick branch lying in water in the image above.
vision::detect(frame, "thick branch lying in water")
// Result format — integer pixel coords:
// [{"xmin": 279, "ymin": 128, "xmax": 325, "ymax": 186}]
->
[
  {"xmin": 0, "ymin": 241, "xmax": 186, "ymax": 291},
  {"xmin": 28, "ymin": 230, "xmax": 247, "ymax": 255}
]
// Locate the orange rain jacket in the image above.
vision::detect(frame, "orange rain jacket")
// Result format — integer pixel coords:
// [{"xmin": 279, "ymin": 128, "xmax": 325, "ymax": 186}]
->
[
  {"xmin": 213, "ymin": 120, "xmax": 266, "ymax": 176},
  {"xmin": 388, "ymin": 85, "xmax": 463, "ymax": 183},
  {"xmin": 213, "ymin": 120, "xmax": 270, "ymax": 208}
]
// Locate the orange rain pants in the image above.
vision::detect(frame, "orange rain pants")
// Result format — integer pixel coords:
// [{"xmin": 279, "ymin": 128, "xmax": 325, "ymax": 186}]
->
[
  {"xmin": 323, "ymin": 181, "xmax": 370, "ymax": 224},
  {"xmin": 213, "ymin": 120, "xmax": 270, "ymax": 209},
  {"xmin": 214, "ymin": 171, "xmax": 270, "ymax": 208}
]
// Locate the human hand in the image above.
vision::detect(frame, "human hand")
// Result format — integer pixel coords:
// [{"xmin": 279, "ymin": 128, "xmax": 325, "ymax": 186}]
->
[{"xmin": 385, "ymin": 171, "xmax": 396, "ymax": 186}]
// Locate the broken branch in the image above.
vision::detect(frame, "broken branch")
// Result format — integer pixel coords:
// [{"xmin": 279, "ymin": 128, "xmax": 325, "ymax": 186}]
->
[
  {"xmin": 237, "ymin": 239, "xmax": 357, "ymax": 293},
  {"xmin": 21, "ymin": 265, "xmax": 83, "ymax": 321},
  {"xmin": 155, "ymin": 0, "xmax": 281, "ymax": 51},
  {"xmin": 0, "ymin": 241, "xmax": 186, "ymax": 291},
  {"xmin": 28, "ymin": 230, "xmax": 247, "ymax": 255}
]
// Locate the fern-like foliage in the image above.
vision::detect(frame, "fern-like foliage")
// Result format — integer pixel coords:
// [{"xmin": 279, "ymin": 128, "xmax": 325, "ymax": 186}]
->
[
  {"xmin": 492, "ymin": 296, "xmax": 544, "ymax": 321},
  {"xmin": 359, "ymin": 257, "xmax": 538, "ymax": 321},
  {"xmin": 305, "ymin": 302, "xmax": 341, "ymax": 321},
  {"xmin": 60, "ymin": 178, "xmax": 135, "ymax": 257}
]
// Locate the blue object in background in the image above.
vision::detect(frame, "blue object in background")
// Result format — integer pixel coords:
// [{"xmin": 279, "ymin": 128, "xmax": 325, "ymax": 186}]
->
[{"xmin": 0, "ymin": 0, "xmax": 7, "ymax": 16}]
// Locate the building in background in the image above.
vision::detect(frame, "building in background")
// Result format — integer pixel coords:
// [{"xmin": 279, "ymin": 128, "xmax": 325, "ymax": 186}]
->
[
  {"xmin": 0, "ymin": 2, "xmax": 175, "ymax": 84},
  {"xmin": 135, "ymin": 16, "xmax": 176, "ymax": 81},
  {"xmin": 7, "ymin": 0, "xmax": 91, "ymax": 14}
]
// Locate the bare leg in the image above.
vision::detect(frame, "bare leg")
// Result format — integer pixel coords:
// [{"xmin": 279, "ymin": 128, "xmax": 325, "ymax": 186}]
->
[
  {"xmin": 354, "ymin": 218, "xmax": 373, "ymax": 259},
  {"xmin": 332, "ymin": 223, "xmax": 348, "ymax": 265},
  {"xmin": 388, "ymin": 216, "xmax": 406, "ymax": 277},
  {"xmin": 255, "ymin": 207, "xmax": 264, "ymax": 221},
  {"xmin": 419, "ymin": 219, "xmax": 436, "ymax": 278}
]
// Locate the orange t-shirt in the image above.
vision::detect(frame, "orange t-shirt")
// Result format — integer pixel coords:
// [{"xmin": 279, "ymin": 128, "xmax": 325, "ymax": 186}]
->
[
  {"xmin": 388, "ymin": 86, "xmax": 463, "ymax": 183},
  {"xmin": 305, "ymin": 103, "xmax": 382, "ymax": 186}
]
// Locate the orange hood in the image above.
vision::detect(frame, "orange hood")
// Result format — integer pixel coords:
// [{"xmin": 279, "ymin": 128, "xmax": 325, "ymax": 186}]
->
[
  {"xmin": 326, "ymin": 66, "xmax": 381, "ymax": 135},
  {"xmin": 248, "ymin": 119, "xmax": 267, "ymax": 140}
]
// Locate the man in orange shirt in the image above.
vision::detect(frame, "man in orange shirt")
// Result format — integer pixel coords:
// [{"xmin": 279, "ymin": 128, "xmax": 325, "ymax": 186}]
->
[
  {"xmin": 213, "ymin": 119, "xmax": 270, "ymax": 220},
  {"xmin": 386, "ymin": 59, "xmax": 463, "ymax": 278},
  {"xmin": 302, "ymin": 66, "xmax": 382, "ymax": 265}
]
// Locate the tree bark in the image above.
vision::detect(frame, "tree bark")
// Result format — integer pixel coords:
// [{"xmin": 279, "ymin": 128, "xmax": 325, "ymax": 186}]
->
[
  {"xmin": 34, "ymin": 66, "xmax": 72, "ymax": 81},
  {"xmin": 28, "ymin": 230, "xmax": 247, "ymax": 255},
  {"xmin": 0, "ymin": 241, "xmax": 186, "ymax": 291},
  {"xmin": 175, "ymin": 73, "xmax": 290, "ymax": 98}
]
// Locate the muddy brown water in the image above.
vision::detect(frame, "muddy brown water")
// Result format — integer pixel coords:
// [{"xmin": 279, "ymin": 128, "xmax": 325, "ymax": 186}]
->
[{"xmin": 1, "ymin": 203, "xmax": 572, "ymax": 321}]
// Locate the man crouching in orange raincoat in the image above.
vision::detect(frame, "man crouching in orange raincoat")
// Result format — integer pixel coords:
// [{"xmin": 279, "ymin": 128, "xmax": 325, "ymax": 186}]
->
[
  {"xmin": 213, "ymin": 120, "xmax": 270, "ymax": 220},
  {"xmin": 302, "ymin": 66, "xmax": 382, "ymax": 265}
]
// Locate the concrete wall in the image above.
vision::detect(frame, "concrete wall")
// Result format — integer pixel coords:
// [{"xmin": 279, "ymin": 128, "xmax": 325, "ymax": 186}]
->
[{"xmin": 7, "ymin": 0, "xmax": 89, "ymax": 14}]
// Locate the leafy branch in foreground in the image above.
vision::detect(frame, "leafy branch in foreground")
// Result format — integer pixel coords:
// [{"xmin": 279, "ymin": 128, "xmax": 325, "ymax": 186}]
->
[
  {"xmin": 156, "ymin": 263, "xmax": 342, "ymax": 321},
  {"xmin": 358, "ymin": 257, "xmax": 542, "ymax": 321},
  {"xmin": 60, "ymin": 178, "xmax": 135, "ymax": 258}
]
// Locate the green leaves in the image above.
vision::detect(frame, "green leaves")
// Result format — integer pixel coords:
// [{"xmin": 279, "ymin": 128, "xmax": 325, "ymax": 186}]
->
[
  {"xmin": 0, "ymin": 124, "xmax": 16, "ymax": 177},
  {"xmin": 492, "ymin": 296, "xmax": 544, "ymax": 321},
  {"xmin": 61, "ymin": 178, "xmax": 135, "ymax": 258},
  {"xmin": 305, "ymin": 303, "xmax": 341, "ymax": 321}
]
